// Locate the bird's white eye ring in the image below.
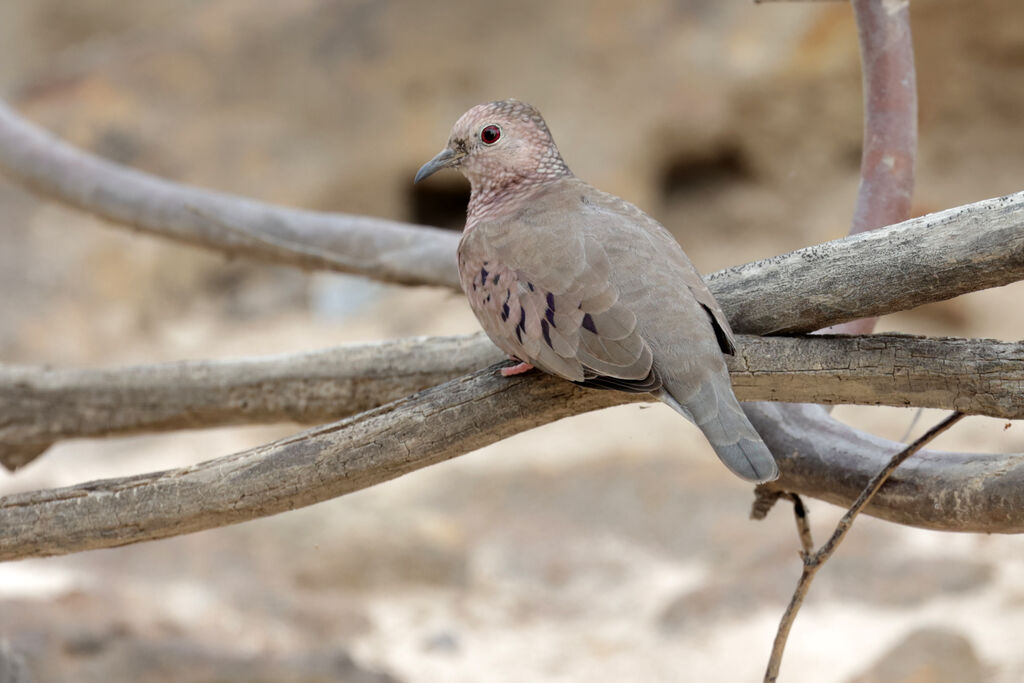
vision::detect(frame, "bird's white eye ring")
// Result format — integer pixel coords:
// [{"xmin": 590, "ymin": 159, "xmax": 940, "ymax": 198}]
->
[{"xmin": 480, "ymin": 124, "xmax": 501, "ymax": 145}]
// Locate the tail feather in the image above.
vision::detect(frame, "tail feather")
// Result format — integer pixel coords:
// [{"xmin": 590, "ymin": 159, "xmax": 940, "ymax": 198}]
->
[{"xmin": 657, "ymin": 382, "xmax": 779, "ymax": 483}]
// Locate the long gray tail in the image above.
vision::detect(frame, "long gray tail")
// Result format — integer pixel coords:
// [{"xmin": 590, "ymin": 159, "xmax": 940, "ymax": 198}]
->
[{"xmin": 657, "ymin": 381, "xmax": 779, "ymax": 483}]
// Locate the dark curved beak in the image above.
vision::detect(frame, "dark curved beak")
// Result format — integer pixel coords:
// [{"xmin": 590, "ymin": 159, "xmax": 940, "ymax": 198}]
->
[{"xmin": 414, "ymin": 148, "xmax": 460, "ymax": 183}]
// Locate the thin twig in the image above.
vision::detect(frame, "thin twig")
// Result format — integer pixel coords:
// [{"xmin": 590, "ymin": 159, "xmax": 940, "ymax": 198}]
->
[
  {"xmin": 784, "ymin": 493, "xmax": 815, "ymax": 557},
  {"xmin": 899, "ymin": 407, "xmax": 926, "ymax": 442},
  {"xmin": 763, "ymin": 411, "xmax": 965, "ymax": 682},
  {"xmin": 751, "ymin": 489, "xmax": 813, "ymax": 556}
]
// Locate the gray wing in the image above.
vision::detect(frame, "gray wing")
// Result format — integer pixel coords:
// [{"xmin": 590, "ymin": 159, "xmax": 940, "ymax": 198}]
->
[
  {"xmin": 588, "ymin": 187, "xmax": 737, "ymax": 356},
  {"xmin": 459, "ymin": 212, "xmax": 658, "ymax": 391}
]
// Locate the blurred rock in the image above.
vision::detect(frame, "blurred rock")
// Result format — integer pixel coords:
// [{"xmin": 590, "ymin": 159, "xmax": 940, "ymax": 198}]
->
[
  {"xmin": 0, "ymin": 641, "xmax": 29, "ymax": 683},
  {"xmin": 421, "ymin": 631, "xmax": 459, "ymax": 654},
  {"xmin": 290, "ymin": 523, "xmax": 470, "ymax": 591},
  {"xmin": 40, "ymin": 639, "xmax": 400, "ymax": 683},
  {"xmin": 824, "ymin": 557, "xmax": 993, "ymax": 607},
  {"xmin": 846, "ymin": 628, "xmax": 986, "ymax": 683}
]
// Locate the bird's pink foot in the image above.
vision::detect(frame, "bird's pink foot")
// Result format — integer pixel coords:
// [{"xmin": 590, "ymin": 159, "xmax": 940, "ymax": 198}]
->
[{"xmin": 500, "ymin": 362, "xmax": 535, "ymax": 377}]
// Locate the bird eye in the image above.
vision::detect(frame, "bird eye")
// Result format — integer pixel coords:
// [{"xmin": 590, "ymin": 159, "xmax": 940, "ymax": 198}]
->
[{"xmin": 480, "ymin": 125, "xmax": 501, "ymax": 145}]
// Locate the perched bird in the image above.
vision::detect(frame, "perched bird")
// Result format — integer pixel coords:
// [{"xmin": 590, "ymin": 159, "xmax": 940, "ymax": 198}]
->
[{"xmin": 415, "ymin": 100, "xmax": 778, "ymax": 482}]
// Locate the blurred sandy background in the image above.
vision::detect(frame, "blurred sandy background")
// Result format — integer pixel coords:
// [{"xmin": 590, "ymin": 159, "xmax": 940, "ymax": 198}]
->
[{"xmin": 1, "ymin": 1, "xmax": 1023, "ymax": 681}]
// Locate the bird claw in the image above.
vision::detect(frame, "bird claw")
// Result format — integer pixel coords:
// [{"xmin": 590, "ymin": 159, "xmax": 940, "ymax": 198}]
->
[{"xmin": 500, "ymin": 362, "xmax": 535, "ymax": 377}]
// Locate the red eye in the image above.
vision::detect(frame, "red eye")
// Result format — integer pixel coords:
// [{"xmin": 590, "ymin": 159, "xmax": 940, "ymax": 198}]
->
[{"xmin": 480, "ymin": 125, "xmax": 501, "ymax": 144}]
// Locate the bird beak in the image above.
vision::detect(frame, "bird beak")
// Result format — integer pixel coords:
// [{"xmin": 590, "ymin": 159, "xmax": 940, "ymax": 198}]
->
[{"xmin": 414, "ymin": 148, "xmax": 461, "ymax": 183}]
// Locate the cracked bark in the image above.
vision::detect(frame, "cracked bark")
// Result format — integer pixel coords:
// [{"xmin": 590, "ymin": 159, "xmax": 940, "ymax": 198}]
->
[
  {"xmin": 3, "ymin": 346, "xmax": 1023, "ymax": 561},
  {"xmin": 3, "ymin": 334, "xmax": 1022, "ymax": 470}
]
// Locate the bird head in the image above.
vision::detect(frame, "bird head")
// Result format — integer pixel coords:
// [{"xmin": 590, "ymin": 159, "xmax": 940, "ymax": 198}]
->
[{"xmin": 414, "ymin": 100, "xmax": 570, "ymax": 190}]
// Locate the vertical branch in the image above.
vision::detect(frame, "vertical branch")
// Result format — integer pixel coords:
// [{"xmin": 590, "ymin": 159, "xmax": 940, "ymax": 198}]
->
[
  {"xmin": 821, "ymin": 0, "xmax": 917, "ymax": 335},
  {"xmin": 761, "ymin": 3, "xmax": 923, "ymax": 678},
  {"xmin": 763, "ymin": 412, "xmax": 965, "ymax": 682}
]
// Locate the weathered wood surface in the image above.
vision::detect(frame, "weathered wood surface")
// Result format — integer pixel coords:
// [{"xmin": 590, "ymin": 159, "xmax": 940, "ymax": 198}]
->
[
  {"xmin": 3, "ymin": 334, "xmax": 1022, "ymax": 470},
  {"xmin": 0, "ymin": 335, "xmax": 502, "ymax": 469},
  {"xmin": 4, "ymin": 335, "xmax": 1024, "ymax": 561},
  {"xmin": 709, "ymin": 192, "xmax": 1024, "ymax": 335},
  {"xmin": 0, "ymin": 101, "xmax": 462, "ymax": 289}
]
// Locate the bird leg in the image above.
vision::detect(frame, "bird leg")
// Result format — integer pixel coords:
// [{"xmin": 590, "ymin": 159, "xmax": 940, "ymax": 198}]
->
[{"xmin": 500, "ymin": 359, "xmax": 535, "ymax": 377}]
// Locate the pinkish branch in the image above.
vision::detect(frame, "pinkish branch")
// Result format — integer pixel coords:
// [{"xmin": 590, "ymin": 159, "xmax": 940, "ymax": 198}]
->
[{"xmin": 821, "ymin": 0, "xmax": 917, "ymax": 335}]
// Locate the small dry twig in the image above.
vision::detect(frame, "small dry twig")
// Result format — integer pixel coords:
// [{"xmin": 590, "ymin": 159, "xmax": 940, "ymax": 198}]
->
[{"xmin": 763, "ymin": 411, "xmax": 965, "ymax": 682}]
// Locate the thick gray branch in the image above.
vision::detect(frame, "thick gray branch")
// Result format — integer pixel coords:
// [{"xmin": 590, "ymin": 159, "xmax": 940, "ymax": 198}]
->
[
  {"xmin": 0, "ymin": 366, "xmax": 609, "ymax": 561},
  {"xmin": 728, "ymin": 334, "xmax": 1024, "ymax": 418},
  {"xmin": 0, "ymin": 100, "xmax": 1022, "ymax": 333},
  {"xmin": 4, "ymin": 343, "xmax": 1024, "ymax": 561},
  {"xmin": 0, "ymin": 335, "xmax": 503, "ymax": 470},
  {"xmin": 0, "ymin": 101, "xmax": 461, "ymax": 288},
  {"xmin": 710, "ymin": 191, "xmax": 1024, "ymax": 335},
  {"xmin": 3, "ymin": 334, "xmax": 1023, "ymax": 470},
  {"xmin": 748, "ymin": 403, "xmax": 1024, "ymax": 533}
]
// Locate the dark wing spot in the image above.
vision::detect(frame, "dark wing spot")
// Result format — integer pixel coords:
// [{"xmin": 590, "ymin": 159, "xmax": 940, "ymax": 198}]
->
[
  {"xmin": 544, "ymin": 292, "xmax": 556, "ymax": 327},
  {"xmin": 541, "ymin": 319, "xmax": 552, "ymax": 348},
  {"xmin": 504, "ymin": 289, "xmax": 511, "ymax": 304},
  {"xmin": 515, "ymin": 308, "xmax": 526, "ymax": 344},
  {"xmin": 582, "ymin": 313, "xmax": 597, "ymax": 334},
  {"xmin": 700, "ymin": 303, "xmax": 735, "ymax": 355},
  {"xmin": 492, "ymin": 273, "xmax": 500, "ymax": 285},
  {"xmin": 480, "ymin": 267, "xmax": 489, "ymax": 283},
  {"xmin": 527, "ymin": 282, "xmax": 535, "ymax": 292},
  {"xmin": 500, "ymin": 302, "xmax": 510, "ymax": 321}
]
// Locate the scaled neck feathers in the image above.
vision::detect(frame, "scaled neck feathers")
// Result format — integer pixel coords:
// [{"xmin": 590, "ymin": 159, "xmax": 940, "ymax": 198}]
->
[{"xmin": 465, "ymin": 154, "xmax": 572, "ymax": 230}]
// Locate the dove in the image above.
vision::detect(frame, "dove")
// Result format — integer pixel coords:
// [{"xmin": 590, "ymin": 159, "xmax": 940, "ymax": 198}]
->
[{"xmin": 415, "ymin": 100, "xmax": 778, "ymax": 482}]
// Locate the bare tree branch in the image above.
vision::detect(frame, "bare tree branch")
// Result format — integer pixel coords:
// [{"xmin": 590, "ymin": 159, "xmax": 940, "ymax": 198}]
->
[
  {"xmin": 2, "ymin": 352, "xmax": 1022, "ymax": 562},
  {"xmin": 0, "ymin": 364, "xmax": 617, "ymax": 561},
  {"xmin": 1, "ymin": 99, "xmax": 1022, "ymax": 335},
  {"xmin": 0, "ymin": 100, "xmax": 461, "ymax": 289},
  {"xmin": 821, "ymin": 0, "xmax": 917, "ymax": 336},
  {"xmin": 729, "ymin": 334, "xmax": 1024, "ymax": 417},
  {"xmin": 3, "ymin": 333, "xmax": 1022, "ymax": 469},
  {"xmin": 707, "ymin": 192, "xmax": 1024, "ymax": 335},
  {"xmin": 0, "ymin": 334, "xmax": 503, "ymax": 470},
  {"xmin": 763, "ymin": 412, "xmax": 965, "ymax": 683},
  {"xmin": 849, "ymin": 0, "xmax": 917, "ymax": 237},
  {"xmin": 747, "ymin": 401, "xmax": 1023, "ymax": 532}
]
